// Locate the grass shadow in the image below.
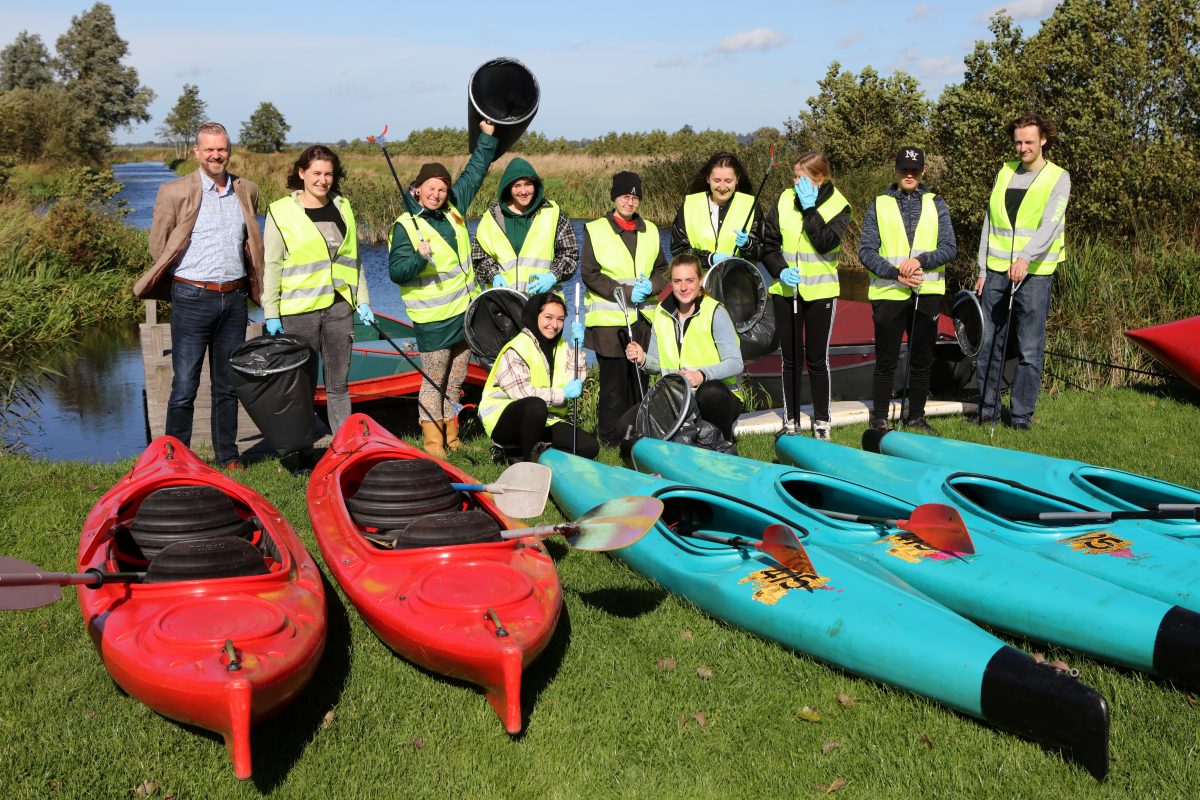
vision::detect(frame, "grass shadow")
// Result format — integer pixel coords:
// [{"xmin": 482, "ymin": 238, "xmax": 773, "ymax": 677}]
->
[
  {"xmin": 574, "ymin": 585, "xmax": 668, "ymax": 619},
  {"xmin": 517, "ymin": 598, "xmax": 572, "ymax": 736}
]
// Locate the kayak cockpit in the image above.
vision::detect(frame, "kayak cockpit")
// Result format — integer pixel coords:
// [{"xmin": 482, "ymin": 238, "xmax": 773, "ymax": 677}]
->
[
  {"xmin": 655, "ymin": 489, "xmax": 811, "ymax": 557},
  {"xmin": 944, "ymin": 473, "xmax": 1100, "ymax": 530},
  {"xmin": 1071, "ymin": 467, "xmax": 1200, "ymax": 515},
  {"xmin": 775, "ymin": 473, "xmax": 914, "ymax": 523}
]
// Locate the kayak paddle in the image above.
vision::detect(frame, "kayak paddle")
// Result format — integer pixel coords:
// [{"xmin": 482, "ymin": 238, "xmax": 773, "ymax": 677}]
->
[
  {"xmin": 680, "ymin": 523, "xmax": 817, "ymax": 575},
  {"xmin": 1008, "ymin": 506, "xmax": 1200, "ymax": 523},
  {"xmin": 0, "ymin": 556, "xmax": 144, "ymax": 611},
  {"xmin": 500, "ymin": 495, "xmax": 663, "ymax": 551},
  {"xmin": 450, "ymin": 462, "xmax": 551, "ymax": 519},
  {"xmin": 817, "ymin": 503, "xmax": 976, "ymax": 554}
]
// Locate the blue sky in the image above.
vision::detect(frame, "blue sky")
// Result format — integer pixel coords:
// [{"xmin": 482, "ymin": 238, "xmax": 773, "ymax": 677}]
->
[{"xmin": 7, "ymin": 0, "xmax": 1062, "ymax": 144}]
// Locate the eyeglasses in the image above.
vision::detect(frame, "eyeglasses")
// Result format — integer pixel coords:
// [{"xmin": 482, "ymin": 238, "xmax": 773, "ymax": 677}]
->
[{"xmin": 615, "ymin": 194, "xmax": 640, "ymax": 202}]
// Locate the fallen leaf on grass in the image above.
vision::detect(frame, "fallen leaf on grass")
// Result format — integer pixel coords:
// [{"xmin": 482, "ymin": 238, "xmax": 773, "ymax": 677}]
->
[
  {"xmin": 823, "ymin": 778, "xmax": 847, "ymax": 795},
  {"xmin": 821, "ymin": 740, "xmax": 840, "ymax": 755},
  {"xmin": 692, "ymin": 711, "xmax": 709, "ymax": 727},
  {"xmin": 320, "ymin": 710, "xmax": 336, "ymax": 730},
  {"xmin": 657, "ymin": 658, "xmax": 676, "ymax": 671},
  {"xmin": 836, "ymin": 692, "xmax": 854, "ymax": 708},
  {"xmin": 135, "ymin": 780, "xmax": 160, "ymax": 797},
  {"xmin": 84, "ymin": 710, "xmax": 96, "ymax": 719},
  {"xmin": 87, "ymin": 483, "xmax": 100, "ymax": 492},
  {"xmin": 696, "ymin": 666, "xmax": 713, "ymax": 680},
  {"xmin": 1187, "ymin": 694, "xmax": 1200, "ymax": 707},
  {"xmin": 677, "ymin": 714, "xmax": 689, "ymax": 726},
  {"xmin": 919, "ymin": 732, "xmax": 935, "ymax": 748},
  {"xmin": 680, "ymin": 630, "xmax": 693, "ymax": 640},
  {"xmin": 411, "ymin": 737, "xmax": 426, "ymax": 750},
  {"xmin": 796, "ymin": 706, "xmax": 822, "ymax": 723}
]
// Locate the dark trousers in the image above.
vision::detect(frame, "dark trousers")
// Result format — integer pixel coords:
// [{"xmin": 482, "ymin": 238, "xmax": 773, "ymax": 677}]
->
[
  {"xmin": 596, "ymin": 353, "xmax": 648, "ymax": 444},
  {"xmin": 695, "ymin": 380, "xmax": 743, "ymax": 442},
  {"xmin": 492, "ymin": 396, "xmax": 600, "ymax": 461},
  {"xmin": 772, "ymin": 294, "xmax": 836, "ymax": 424},
  {"xmin": 871, "ymin": 293, "xmax": 939, "ymax": 422},
  {"xmin": 166, "ymin": 280, "xmax": 248, "ymax": 465}
]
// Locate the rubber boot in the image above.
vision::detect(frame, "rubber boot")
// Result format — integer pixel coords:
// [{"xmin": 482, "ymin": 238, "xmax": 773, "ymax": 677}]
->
[
  {"xmin": 444, "ymin": 418, "xmax": 462, "ymax": 451},
  {"xmin": 420, "ymin": 420, "xmax": 446, "ymax": 459}
]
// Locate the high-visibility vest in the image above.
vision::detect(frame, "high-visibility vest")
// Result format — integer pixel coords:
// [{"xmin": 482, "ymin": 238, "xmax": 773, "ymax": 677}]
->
[
  {"xmin": 868, "ymin": 193, "xmax": 943, "ymax": 301},
  {"xmin": 769, "ymin": 187, "xmax": 850, "ymax": 301},
  {"xmin": 478, "ymin": 330, "xmax": 571, "ymax": 435},
  {"xmin": 682, "ymin": 191, "xmax": 755, "ymax": 255},
  {"xmin": 584, "ymin": 217, "xmax": 661, "ymax": 327},
  {"xmin": 651, "ymin": 297, "xmax": 745, "ymax": 402},
  {"xmin": 475, "ymin": 200, "xmax": 561, "ymax": 293},
  {"xmin": 268, "ymin": 193, "xmax": 358, "ymax": 315},
  {"xmin": 389, "ymin": 205, "xmax": 475, "ymax": 324},
  {"xmin": 986, "ymin": 160, "xmax": 1067, "ymax": 276}
]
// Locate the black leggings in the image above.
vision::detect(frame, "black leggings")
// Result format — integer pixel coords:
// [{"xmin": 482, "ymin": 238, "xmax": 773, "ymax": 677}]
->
[
  {"xmin": 772, "ymin": 294, "xmax": 836, "ymax": 423},
  {"xmin": 695, "ymin": 379, "xmax": 743, "ymax": 442},
  {"xmin": 871, "ymin": 294, "xmax": 939, "ymax": 420},
  {"xmin": 491, "ymin": 396, "xmax": 600, "ymax": 461}
]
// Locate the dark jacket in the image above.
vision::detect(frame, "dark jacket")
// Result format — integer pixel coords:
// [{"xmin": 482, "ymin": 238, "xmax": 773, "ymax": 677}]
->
[
  {"xmin": 580, "ymin": 211, "xmax": 668, "ymax": 358},
  {"xmin": 669, "ymin": 192, "xmax": 765, "ymax": 266},
  {"xmin": 858, "ymin": 184, "xmax": 957, "ymax": 282},
  {"xmin": 762, "ymin": 182, "xmax": 852, "ymax": 280}
]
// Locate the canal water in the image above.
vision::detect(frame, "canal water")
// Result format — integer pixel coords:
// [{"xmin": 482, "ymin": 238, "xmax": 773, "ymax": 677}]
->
[{"xmin": 8, "ymin": 162, "xmax": 613, "ymax": 461}]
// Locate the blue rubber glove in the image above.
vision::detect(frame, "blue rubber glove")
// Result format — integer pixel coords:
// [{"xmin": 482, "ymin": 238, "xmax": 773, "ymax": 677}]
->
[
  {"xmin": 492, "ymin": 274, "xmax": 509, "ymax": 288},
  {"xmin": 265, "ymin": 318, "xmax": 284, "ymax": 336},
  {"xmin": 795, "ymin": 176, "xmax": 819, "ymax": 210},
  {"xmin": 527, "ymin": 272, "xmax": 556, "ymax": 294},
  {"xmin": 780, "ymin": 267, "xmax": 803, "ymax": 288},
  {"xmin": 734, "ymin": 229, "xmax": 750, "ymax": 248},
  {"xmin": 631, "ymin": 276, "xmax": 652, "ymax": 304},
  {"xmin": 357, "ymin": 304, "xmax": 375, "ymax": 325},
  {"xmin": 711, "ymin": 253, "xmax": 732, "ymax": 265},
  {"xmin": 562, "ymin": 379, "xmax": 583, "ymax": 400},
  {"xmin": 571, "ymin": 321, "xmax": 585, "ymax": 346}
]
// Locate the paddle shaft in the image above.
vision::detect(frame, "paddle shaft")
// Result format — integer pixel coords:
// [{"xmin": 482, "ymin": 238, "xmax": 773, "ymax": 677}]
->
[
  {"xmin": 1010, "ymin": 508, "xmax": 1200, "ymax": 522},
  {"xmin": 0, "ymin": 568, "xmax": 143, "ymax": 588},
  {"xmin": 501, "ymin": 522, "xmax": 578, "ymax": 540},
  {"xmin": 900, "ymin": 282, "xmax": 921, "ymax": 423},
  {"xmin": 681, "ymin": 530, "xmax": 763, "ymax": 550}
]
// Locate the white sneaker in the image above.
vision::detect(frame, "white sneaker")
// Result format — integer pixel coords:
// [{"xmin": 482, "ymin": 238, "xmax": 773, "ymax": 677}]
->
[{"xmin": 812, "ymin": 421, "xmax": 831, "ymax": 441}]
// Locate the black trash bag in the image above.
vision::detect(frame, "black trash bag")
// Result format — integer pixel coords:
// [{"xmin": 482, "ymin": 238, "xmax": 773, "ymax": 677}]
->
[
  {"xmin": 467, "ymin": 57, "xmax": 540, "ymax": 160},
  {"xmin": 230, "ymin": 334, "xmax": 318, "ymax": 456},
  {"xmin": 703, "ymin": 258, "xmax": 777, "ymax": 361},
  {"xmin": 464, "ymin": 287, "xmax": 526, "ymax": 362},
  {"xmin": 631, "ymin": 373, "xmax": 737, "ymax": 456}
]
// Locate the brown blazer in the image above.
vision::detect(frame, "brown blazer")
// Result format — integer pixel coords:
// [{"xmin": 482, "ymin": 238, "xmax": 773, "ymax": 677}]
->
[{"xmin": 135, "ymin": 170, "xmax": 266, "ymax": 304}]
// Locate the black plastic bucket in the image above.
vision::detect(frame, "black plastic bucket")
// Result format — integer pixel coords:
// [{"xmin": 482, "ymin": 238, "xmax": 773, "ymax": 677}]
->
[
  {"xmin": 467, "ymin": 57, "xmax": 540, "ymax": 159},
  {"xmin": 229, "ymin": 334, "xmax": 318, "ymax": 456}
]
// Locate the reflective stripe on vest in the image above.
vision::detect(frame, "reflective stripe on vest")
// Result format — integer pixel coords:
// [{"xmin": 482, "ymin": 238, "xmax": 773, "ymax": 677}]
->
[
  {"xmin": 583, "ymin": 217, "xmax": 661, "ymax": 327},
  {"xmin": 769, "ymin": 187, "xmax": 850, "ymax": 301},
  {"xmin": 869, "ymin": 193, "xmax": 943, "ymax": 301},
  {"xmin": 475, "ymin": 200, "xmax": 560, "ymax": 293},
  {"xmin": 682, "ymin": 191, "xmax": 755, "ymax": 255},
  {"xmin": 389, "ymin": 205, "xmax": 475, "ymax": 324},
  {"xmin": 478, "ymin": 330, "xmax": 571, "ymax": 435},
  {"xmin": 651, "ymin": 298, "xmax": 745, "ymax": 402},
  {"xmin": 986, "ymin": 160, "xmax": 1067, "ymax": 276},
  {"xmin": 269, "ymin": 194, "xmax": 359, "ymax": 316}
]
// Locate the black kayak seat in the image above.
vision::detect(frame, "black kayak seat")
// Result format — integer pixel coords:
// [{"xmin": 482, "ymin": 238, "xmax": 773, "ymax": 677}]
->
[{"xmin": 143, "ymin": 537, "xmax": 270, "ymax": 584}]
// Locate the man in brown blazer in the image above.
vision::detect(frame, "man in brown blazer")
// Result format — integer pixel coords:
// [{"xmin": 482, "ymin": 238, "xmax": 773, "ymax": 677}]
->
[{"xmin": 135, "ymin": 121, "xmax": 265, "ymax": 470}]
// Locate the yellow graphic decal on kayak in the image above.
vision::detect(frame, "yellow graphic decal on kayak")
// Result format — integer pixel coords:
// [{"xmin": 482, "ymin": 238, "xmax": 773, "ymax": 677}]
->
[
  {"xmin": 740, "ymin": 566, "xmax": 829, "ymax": 605},
  {"xmin": 1062, "ymin": 531, "xmax": 1133, "ymax": 555},
  {"xmin": 877, "ymin": 533, "xmax": 956, "ymax": 564}
]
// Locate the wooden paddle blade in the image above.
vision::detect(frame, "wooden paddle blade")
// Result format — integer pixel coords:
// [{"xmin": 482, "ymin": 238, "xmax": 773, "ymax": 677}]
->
[
  {"xmin": 901, "ymin": 504, "xmax": 975, "ymax": 554},
  {"xmin": 760, "ymin": 523, "xmax": 817, "ymax": 575},
  {"xmin": 0, "ymin": 557, "xmax": 65, "ymax": 610},
  {"xmin": 565, "ymin": 496, "xmax": 664, "ymax": 552},
  {"xmin": 489, "ymin": 462, "xmax": 551, "ymax": 519}
]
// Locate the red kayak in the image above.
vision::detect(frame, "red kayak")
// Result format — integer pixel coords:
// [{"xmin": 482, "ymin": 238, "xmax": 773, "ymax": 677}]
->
[
  {"xmin": 77, "ymin": 437, "xmax": 326, "ymax": 779},
  {"xmin": 1125, "ymin": 316, "xmax": 1200, "ymax": 391},
  {"xmin": 307, "ymin": 413, "xmax": 562, "ymax": 733}
]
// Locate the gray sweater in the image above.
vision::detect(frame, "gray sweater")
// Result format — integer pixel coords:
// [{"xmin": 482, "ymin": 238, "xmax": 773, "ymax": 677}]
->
[{"xmin": 642, "ymin": 295, "xmax": 743, "ymax": 382}]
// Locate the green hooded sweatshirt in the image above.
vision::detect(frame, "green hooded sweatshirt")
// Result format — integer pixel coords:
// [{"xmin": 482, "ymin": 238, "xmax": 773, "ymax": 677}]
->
[{"xmin": 497, "ymin": 157, "xmax": 546, "ymax": 252}]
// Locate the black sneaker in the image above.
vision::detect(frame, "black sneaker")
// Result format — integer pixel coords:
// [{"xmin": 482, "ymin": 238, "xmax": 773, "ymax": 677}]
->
[
  {"xmin": 1009, "ymin": 419, "xmax": 1032, "ymax": 431},
  {"xmin": 869, "ymin": 417, "xmax": 890, "ymax": 431},
  {"xmin": 903, "ymin": 417, "xmax": 938, "ymax": 435}
]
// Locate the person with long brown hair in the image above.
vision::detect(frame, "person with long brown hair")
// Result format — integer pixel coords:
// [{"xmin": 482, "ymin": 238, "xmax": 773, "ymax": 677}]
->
[{"xmin": 670, "ymin": 151, "xmax": 764, "ymax": 268}]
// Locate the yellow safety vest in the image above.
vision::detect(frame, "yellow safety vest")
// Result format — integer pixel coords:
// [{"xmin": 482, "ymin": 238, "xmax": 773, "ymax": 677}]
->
[
  {"xmin": 268, "ymin": 193, "xmax": 359, "ymax": 316},
  {"xmin": 474, "ymin": 200, "xmax": 561, "ymax": 293},
  {"xmin": 651, "ymin": 297, "xmax": 745, "ymax": 402},
  {"xmin": 584, "ymin": 217, "xmax": 661, "ymax": 327},
  {"xmin": 389, "ymin": 205, "xmax": 475, "ymax": 324},
  {"xmin": 986, "ymin": 160, "xmax": 1067, "ymax": 276},
  {"xmin": 478, "ymin": 330, "xmax": 571, "ymax": 435},
  {"xmin": 869, "ymin": 193, "xmax": 942, "ymax": 301},
  {"xmin": 769, "ymin": 187, "xmax": 850, "ymax": 301},
  {"xmin": 682, "ymin": 191, "xmax": 755, "ymax": 255}
]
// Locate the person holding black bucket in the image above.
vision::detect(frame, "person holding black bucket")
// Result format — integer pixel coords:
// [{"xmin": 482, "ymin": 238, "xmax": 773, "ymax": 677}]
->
[
  {"xmin": 762, "ymin": 152, "xmax": 852, "ymax": 440},
  {"xmin": 625, "ymin": 253, "xmax": 744, "ymax": 445},
  {"xmin": 580, "ymin": 171, "xmax": 668, "ymax": 445},
  {"xmin": 859, "ymin": 146, "xmax": 957, "ymax": 434},
  {"xmin": 478, "ymin": 292, "xmax": 597, "ymax": 462},
  {"xmin": 262, "ymin": 144, "xmax": 371, "ymax": 438},
  {"xmin": 472, "ymin": 157, "xmax": 577, "ymax": 295},
  {"xmin": 389, "ymin": 120, "xmax": 497, "ymax": 458},
  {"xmin": 670, "ymin": 151, "xmax": 764, "ymax": 269}
]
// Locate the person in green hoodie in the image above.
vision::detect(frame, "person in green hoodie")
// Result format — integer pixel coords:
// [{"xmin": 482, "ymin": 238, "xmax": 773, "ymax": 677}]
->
[
  {"xmin": 471, "ymin": 157, "xmax": 578, "ymax": 295},
  {"xmin": 388, "ymin": 119, "xmax": 497, "ymax": 458}
]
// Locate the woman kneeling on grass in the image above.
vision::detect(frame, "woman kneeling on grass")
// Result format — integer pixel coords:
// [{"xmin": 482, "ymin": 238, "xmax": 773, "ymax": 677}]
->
[
  {"xmin": 478, "ymin": 292, "xmax": 598, "ymax": 462},
  {"xmin": 624, "ymin": 253, "xmax": 745, "ymax": 445}
]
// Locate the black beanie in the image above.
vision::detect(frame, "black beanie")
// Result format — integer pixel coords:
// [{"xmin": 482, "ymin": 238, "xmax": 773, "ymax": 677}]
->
[
  {"xmin": 610, "ymin": 171, "xmax": 642, "ymax": 200},
  {"xmin": 413, "ymin": 162, "xmax": 452, "ymax": 187}
]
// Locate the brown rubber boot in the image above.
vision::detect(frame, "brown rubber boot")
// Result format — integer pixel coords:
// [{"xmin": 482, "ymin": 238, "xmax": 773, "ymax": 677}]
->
[
  {"xmin": 420, "ymin": 420, "xmax": 446, "ymax": 459},
  {"xmin": 444, "ymin": 418, "xmax": 462, "ymax": 451}
]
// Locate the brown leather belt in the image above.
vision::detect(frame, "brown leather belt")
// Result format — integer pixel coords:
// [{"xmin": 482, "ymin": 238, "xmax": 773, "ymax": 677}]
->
[{"xmin": 174, "ymin": 276, "xmax": 246, "ymax": 293}]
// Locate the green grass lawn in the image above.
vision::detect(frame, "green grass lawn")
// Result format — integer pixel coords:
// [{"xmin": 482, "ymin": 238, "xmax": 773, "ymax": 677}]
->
[{"xmin": 2, "ymin": 387, "xmax": 1200, "ymax": 798}]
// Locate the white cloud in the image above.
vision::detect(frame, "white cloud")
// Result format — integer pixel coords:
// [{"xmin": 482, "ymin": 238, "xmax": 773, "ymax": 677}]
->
[
  {"xmin": 975, "ymin": 0, "xmax": 1061, "ymax": 22},
  {"xmin": 908, "ymin": 4, "xmax": 932, "ymax": 22},
  {"xmin": 710, "ymin": 27, "xmax": 790, "ymax": 54},
  {"xmin": 893, "ymin": 49, "xmax": 965, "ymax": 80},
  {"xmin": 654, "ymin": 56, "xmax": 689, "ymax": 69},
  {"xmin": 837, "ymin": 30, "xmax": 863, "ymax": 47}
]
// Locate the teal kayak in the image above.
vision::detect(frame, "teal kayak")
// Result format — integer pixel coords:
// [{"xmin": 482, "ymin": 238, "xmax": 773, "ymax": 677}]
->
[
  {"xmin": 864, "ymin": 428, "xmax": 1200, "ymax": 542},
  {"xmin": 630, "ymin": 437, "xmax": 1200, "ymax": 688},
  {"xmin": 542, "ymin": 449, "xmax": 1110, "ymax": 779},
  {"xmin": 774, "ymin": 433, "xmax": 1200, "ymax": 617}
]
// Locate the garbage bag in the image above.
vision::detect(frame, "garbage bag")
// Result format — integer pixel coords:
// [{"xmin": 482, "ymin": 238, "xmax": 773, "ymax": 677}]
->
[{"xmin": 230, "ymin": 334, "xmax": 318, "ymax": 456}]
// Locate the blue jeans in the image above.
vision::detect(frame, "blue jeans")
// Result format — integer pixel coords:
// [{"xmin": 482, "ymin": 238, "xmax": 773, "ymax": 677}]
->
[
  {"xmin": 976, "ymin": 271, "xmax": 1053, "ymax": 423},
  {"xmin": 166, "ymin": 280, "xmax": 248, "ymax": 464}
]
